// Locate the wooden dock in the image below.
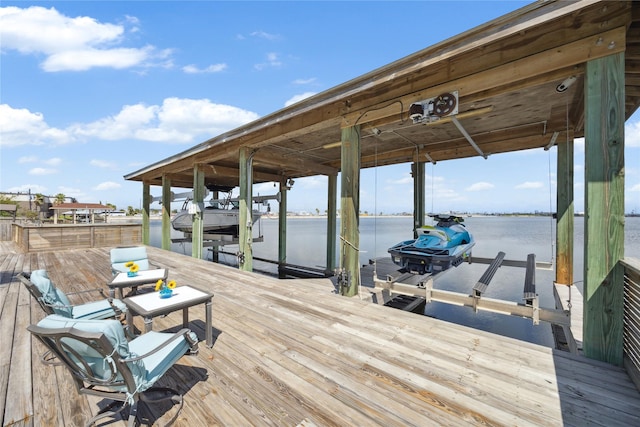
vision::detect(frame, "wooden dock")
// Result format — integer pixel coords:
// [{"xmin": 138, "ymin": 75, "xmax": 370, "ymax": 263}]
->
[{"xmin": 2, "ymin": 244, "xmax": 640, "ymax": 426}]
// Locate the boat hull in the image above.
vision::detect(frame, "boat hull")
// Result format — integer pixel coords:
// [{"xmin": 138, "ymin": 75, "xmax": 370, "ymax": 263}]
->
[
  {"xmin": 388, "ymin": 241, "xmax": 475, "ymax": 274},
  {"xmin": 388, "ymin": 219, "xmax": 474, "ymax": 274},
  {"xmin": 172, "ymin": 209, "xmax": 262, "ymax": 235}
]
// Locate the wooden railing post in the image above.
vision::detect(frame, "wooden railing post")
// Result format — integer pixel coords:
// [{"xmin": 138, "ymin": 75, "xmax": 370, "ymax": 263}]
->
[{"xmin": 583, "ymin": 52, "xmax": 625, "ymax": 365}]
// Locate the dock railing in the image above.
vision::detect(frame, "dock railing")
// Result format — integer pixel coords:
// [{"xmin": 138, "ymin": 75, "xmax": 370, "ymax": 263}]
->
[
  {"xmin": 11, "ymin": 222, "xmax": 142, "ymax": 252},
  {"xmin": 623, "ymin": 257, "xmax": 640, "ymax": 391}
]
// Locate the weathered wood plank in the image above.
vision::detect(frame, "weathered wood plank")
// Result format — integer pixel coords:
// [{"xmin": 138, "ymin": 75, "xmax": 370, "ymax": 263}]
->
[
  {"xmin": 3, "ymin": 281, "xmax": 34, "ymax": 426},
  {"xmin": 2, "ymin": 246, "xmax": 640, "ymax": 427},
  {"xmin": 0, "ymin": 279, "xmax": 20, "ymax": 427}
]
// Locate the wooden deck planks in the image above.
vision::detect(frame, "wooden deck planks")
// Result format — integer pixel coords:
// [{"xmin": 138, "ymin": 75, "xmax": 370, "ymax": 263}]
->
[{"xmin": 1, "ymin": 245, "xmax": 640, "ymax": 426}]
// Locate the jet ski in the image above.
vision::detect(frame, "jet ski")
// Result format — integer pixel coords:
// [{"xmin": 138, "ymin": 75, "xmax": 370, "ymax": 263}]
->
[{"xmin": 388, "ymin": 214, "xmax": 475, "ymax": 274}]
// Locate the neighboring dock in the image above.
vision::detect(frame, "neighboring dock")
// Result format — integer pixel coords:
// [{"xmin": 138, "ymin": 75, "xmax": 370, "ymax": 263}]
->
[{"xmin": 1, "ymin": 244, "xmax": 640, "ymax": 426}]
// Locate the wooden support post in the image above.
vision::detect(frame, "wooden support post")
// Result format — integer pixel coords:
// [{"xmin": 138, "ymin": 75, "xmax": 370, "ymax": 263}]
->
[
  {"xmin": 583, "ymin": 53, "xmax": 625, "ymax": 365},
  {"xmin": 556, "ymin": 132, "xmax": 574, "ymax": 286},
  {"xmin": 161, "ymin": 175, "xmax": 172, "ymax": 250},
  {"xmin": 211, "ymin": 190, "xmax": 219, "ymax": 262},
  {"xmin": 142, "ymin": 182, "xmax": 151, "ymax": 245},
  {"xmin": 278, "ymin": 178, "xmax": 288, "ymax": 278},
  {"xmin": 340, "ymin": 125, "xmax": 360, "ymax": 296},
  {"xmin": 192, "ymin": 164, "xmax": 205, "ymax": 260},
  {"xmin": 326, "ymin": 173, "xmax": 337, "ymax": 273},
  {"xmin": 412, "ymin": 162, "xmax": 425, "ymax": 238},
  {"xmin": 239, "ymin": 147, "xmax": 253, "ymax": 272}
]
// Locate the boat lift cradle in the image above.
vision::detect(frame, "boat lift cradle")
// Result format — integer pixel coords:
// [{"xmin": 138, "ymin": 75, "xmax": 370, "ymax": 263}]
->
[{"xmin": 372, "ymin": 252, "xmax": 570, "ymax": 327}]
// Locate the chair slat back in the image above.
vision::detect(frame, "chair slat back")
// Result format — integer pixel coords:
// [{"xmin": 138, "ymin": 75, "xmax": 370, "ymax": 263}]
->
[
  {"xmin": 28, "ymin": 316, "xmax": 139, "ymax": 397},
  {"xmin": 18, "ymin": 270, "xmax": 73, "ymax": 316},
  {"xmin": 17, "ymin": 272, "xmax": 55, "ymax": 315},
  {"xmin": 111, "ymin": 246, "xmax": 150, "ymax": 273}
]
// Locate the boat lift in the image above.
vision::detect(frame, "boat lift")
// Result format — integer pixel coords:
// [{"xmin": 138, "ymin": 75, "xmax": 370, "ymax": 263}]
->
[
  {"xmin": 371, "ymin": 252, "xmax": 571, "ymax": 327},
  {"xmin": 152, "ymin": 190, "xmax": 280, "ymax": 247}
]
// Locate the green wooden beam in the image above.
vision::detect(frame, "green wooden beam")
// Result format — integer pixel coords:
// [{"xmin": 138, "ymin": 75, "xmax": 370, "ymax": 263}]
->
[
  {"xmin": 326, "ymin": 173, "xmax": 337, "ymax": 273},
  {"xmin": 583, "ymin": 52, "xmax": 625, "ymax": 365},
  {"xmin": 412, "ymin": 162, "xmax": 425, "ymax": 238},
  {"xmin": 161, "ymin": 175, "xmax": 172, "ymax": 250},
  {"xmin": 339, "ymin": 125, "xmax": 360, "ymax": 296},
  {"xmin": 556, "ymin": 133, "xmax": 574, "ymax": 286},
  {"xmin": 210, "ymin": 190, "xmax": 219, "ymax": 263},
  {"xmin": 239, "ymin": 147, "xmax": 253, "ymax": 271},
  {"xmin": 278, "ymin": 178, "xmax": 288, "ymax": 279},
  {"xmin": 192, "ymin": 164, "xmax": 205, "ymax": 260},
  {"xmin": 142, "ymin": 182, "xmax": 151, "ymax": 245}
]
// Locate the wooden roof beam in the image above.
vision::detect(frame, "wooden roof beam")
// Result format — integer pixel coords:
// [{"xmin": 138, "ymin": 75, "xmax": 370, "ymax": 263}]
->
[
  {"xmin": 253, "ymin": 151, "xmax": 338, "ymax": 176},
  {"xmin": 341, "ymin": 26, "xmax": 626, "ymax": 128}
]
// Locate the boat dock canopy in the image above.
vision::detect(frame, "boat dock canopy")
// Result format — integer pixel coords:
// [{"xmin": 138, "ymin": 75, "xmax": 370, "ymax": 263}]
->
[{"xmin": 124, "ymin": 1, "xmax": 640, "ymax": 189}]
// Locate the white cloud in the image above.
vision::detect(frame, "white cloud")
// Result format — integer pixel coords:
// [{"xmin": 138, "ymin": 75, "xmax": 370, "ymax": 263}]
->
[
  {"xmin": 285, "ymin": 92, "xmax": 317, "ymax": 107},
  {"xmin": 388, "ymin": 173, "xmax": 413, "ymax": 185},
  {"xmin": 515, "ymin": 181, "xmax": 544, "ymax": 189},
  {"xmin": 466, "ymin": 182, "xmax": 494, "ymax": 191},
  {"xmin": 43, "ymin": 46, "xmax": 160, "ymax": 72},
  {"xmin": 0, "ymin": 6, "xmax": 172, "ymax": 72},
  {"xmin": 18, "ymin": 156, "xmax": 38, "ymax": 163},
  {"xmin": 249, "ymin": 31, "xmax": 280, "ymax": 41},
  {"xmin": 297, "ymin": 176, "xmax": 327, "ymax": 189},
  {"xmin": 57, "ymin": 186, "xmax": 85, "ymax": 201},
  {"xmin": 6, "ymin": 184, "xmax": 47, "ymax": 193},
  {"xmin": 292, "ymin": 78, "xmax": 316, "ymax": 85},
  {"xmin": 90, "ymin": 159, "xmax": 116, "ymax": 169},
  {"xmin": 254, "ymin": 52, "xmax": 282, "ymax": 70},
  {"xmin": 631, "ymin": 183, "xmax": 640, "ymax": 192},
  {"xmin": 2, "ymin": 96, "xmax": 260, "ymax": 147},
  {"xmin": 0, "ymin": 104, "xmax": 70, "ymax": 147},
  {"xmin": 68, "ymin": 97, "xmax": 259, "ymax": 144},
  {"xmin": 74, "ymin": 103, "xmax": 158, "ymax": 140},
  {"xmin": 29, "ymin": 167, "xmax": 57, "ymax": 175},
  {"xmin": 44, "ymin": 157, "xmax": 62, "ymax": 166},
  {"xmin": 93, "ymin": 181, "xmax": 121, "ymax": 191},
  {"xmin": 182, "ymin": 63, "xmax": 227, "ymax": 74},
  {"xmin": 626, "ymin": 119, "xmax": 640, "ymax": 148}
]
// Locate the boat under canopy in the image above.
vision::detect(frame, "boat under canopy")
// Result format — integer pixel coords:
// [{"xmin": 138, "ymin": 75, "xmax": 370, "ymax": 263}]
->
[
  {"xmin": 388, "ymin": 214, "xmax": 475, "ymax": 274},
  {"xmin": 171, "ymin": 186, "xmax": 271, "ymax": 236}
]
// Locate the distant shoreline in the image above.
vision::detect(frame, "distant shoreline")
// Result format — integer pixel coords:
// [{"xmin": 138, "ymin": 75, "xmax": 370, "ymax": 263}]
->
[{"xmin": 105, "ymin": 212, "xmax": 640, "ymax": 223}]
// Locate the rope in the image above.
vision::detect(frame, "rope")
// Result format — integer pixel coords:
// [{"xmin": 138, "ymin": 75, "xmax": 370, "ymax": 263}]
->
[
  {"xmin": 431, "ymin": 163, "xmax": 435, "ymax": 214},
  {"xmin": 102, "ymin": 347, "xmax": 118, "ymax": 372},
  {"xmin": 547, "ymin": 142, "xmax": 555, "ymax": 266}
]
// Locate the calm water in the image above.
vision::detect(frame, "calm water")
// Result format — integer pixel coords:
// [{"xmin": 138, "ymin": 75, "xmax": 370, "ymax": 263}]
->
[{"xmin": 150, "ymin": 216, "xmax": 640, "ymax": 347}]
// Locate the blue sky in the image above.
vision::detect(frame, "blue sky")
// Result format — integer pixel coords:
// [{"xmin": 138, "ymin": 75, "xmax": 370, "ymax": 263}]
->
[{"xmin": 1, "ymin": 1, "xmax": 639, "ymax": 215}]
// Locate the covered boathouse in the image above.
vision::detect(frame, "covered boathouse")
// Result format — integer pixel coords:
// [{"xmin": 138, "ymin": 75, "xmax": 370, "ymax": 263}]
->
[{"xmin": 124, "ymin": 0, "xmax": 640, "ymax": 371}]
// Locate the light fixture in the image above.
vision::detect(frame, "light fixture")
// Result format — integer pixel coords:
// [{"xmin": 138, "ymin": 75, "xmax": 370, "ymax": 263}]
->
[
  {"xmin": 556, "ymin": 76, "xmax": 577, "ymax": 93},
  {"xmin": 285, "ymin": 178, "xmax": 295, "ymax": 190},
  {"xmin": 409, "ymin": 103, "xmax": 424, "ymax": 122},
  {"xmin": 322, "ymin": 141, "xmax": 342, "ymax": 149},
  {"xmin": 544, "ymin": 131, "xmax": 559, "ymax": 151}
]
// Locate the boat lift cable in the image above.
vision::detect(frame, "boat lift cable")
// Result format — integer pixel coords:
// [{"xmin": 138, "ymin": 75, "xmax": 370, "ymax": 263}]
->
[
  {"xmin": 374, "ymin": 143, "xmax": 378, "ymax": 265},
  {"xmin": 431, "ymin": 163, "xmax": 435, "ymax": 214},
  {"xmin": 547, "ymin": 142, "xmax": 555, "ymax": 268}
]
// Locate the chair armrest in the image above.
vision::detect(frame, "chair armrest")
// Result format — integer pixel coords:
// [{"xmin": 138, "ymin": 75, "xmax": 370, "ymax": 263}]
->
[{"xmin": 122, "ymin": 328, "xmax": 198, "ymax": 362}]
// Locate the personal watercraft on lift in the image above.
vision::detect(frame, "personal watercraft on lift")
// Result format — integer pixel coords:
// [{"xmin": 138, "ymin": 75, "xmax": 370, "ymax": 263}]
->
[{"xmin": 388, "ymin": 214, "xmax": 475, "ymax": 274}]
